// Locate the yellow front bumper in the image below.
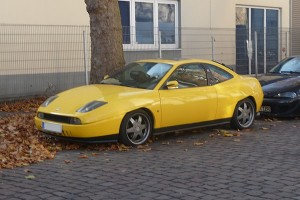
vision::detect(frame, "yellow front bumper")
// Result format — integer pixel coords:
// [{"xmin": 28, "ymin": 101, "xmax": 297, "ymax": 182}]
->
[{"xmin": 34, "ymin": 115, "xmax": 123, "ymax": 140}]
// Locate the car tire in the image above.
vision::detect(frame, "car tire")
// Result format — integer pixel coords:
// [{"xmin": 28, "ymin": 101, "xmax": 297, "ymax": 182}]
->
[
  {"xmin": 230, "ymin": 98, "xmax": 255, "ymax": 130},
  {"xmin": 119, "ymin": 109, "xmax": 152, "ymax": 146}
]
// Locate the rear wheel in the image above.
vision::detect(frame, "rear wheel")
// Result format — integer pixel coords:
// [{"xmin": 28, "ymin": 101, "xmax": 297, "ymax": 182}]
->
[
  {"xmin": 119, "ymin": 109, "xmax": 152, "ymax": 146},
  {"xmin": 231, "ymin": 98, "xmax": 255, "ymax": 130}
]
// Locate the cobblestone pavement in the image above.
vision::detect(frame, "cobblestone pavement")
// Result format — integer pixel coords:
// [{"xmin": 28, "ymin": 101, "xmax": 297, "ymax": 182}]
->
[{"xmin": 1, "ymin": 118, "xmax": 300, "ymax": 200}]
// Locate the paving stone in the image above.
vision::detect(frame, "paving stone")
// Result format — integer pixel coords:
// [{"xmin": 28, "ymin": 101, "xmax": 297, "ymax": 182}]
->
[{"xmin": 0, "ymin": 118, "xmax": 300, "ymax": 199}]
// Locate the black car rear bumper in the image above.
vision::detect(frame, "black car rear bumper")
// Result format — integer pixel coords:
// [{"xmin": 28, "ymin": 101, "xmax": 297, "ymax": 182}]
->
[{"xmin": 260, "ymin": 97, "xmax": 300, "ymax": 117}]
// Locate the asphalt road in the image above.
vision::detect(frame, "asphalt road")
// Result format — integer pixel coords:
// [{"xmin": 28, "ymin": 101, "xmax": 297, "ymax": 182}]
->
[{"xmin": 1, "ymin": 117, "xmax": 300, "ymax": 200}]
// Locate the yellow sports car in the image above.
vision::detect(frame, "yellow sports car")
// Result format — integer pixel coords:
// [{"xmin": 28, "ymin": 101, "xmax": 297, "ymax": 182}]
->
[{"xmin": 35, "ymin": 59, "xmax": 263, "ymax": 146}]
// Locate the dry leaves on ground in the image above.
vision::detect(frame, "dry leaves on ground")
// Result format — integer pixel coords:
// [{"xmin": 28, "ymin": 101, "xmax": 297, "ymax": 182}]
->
[
  {"xmin": 0, "ymin": 96, "xmax": 47, "ymax": 113},
  {"xmin": 0, "ymin": 114, "xmax": 56, "ymax": 169},
  {"xmin": 0, "ymin": 97, "xmax": 139, "ymax": 169}
]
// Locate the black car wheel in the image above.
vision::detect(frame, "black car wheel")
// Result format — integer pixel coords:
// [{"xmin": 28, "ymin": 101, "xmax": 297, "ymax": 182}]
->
[
  {"xmin": 119, "ymin": 109, "xmax": 152, "ymax": 146},
  {"xmin": 231, "ymin": 98, "xmax": 255, "ymax": 130}
]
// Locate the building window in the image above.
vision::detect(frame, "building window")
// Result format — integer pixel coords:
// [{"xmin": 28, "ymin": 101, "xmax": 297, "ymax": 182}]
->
[
  {"xmin": 136, "ymin": 2, "xmax": 154, "ymax": 44},
  {"xmin": 118, "ymin": 0, "xmax": 178, "ymax": 49},
  {"xmin": 119, "ymin": 1, "xmax": 131, "ymax": 44},
  {"xmin": 159, "ymin": 3, "xmax": 176, "ymax": 44},
  {"xmin": 235, "ymin": 6, "xmax": 279, "ymax": 74}
]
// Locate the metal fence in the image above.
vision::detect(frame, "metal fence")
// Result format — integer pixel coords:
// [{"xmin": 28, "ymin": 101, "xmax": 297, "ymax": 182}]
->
[
  {"xmin": 0, "ymin": 24, "xmax": 91, "ymax": 100},
  {"xmin": 0, "ymin": 24, "xmax": 295, "ymax": 101}
]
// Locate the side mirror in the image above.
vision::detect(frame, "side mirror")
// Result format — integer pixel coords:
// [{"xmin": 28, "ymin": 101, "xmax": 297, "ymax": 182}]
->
[
  {"xmin": 166, "ymin": 80, "xmax": 179, "ymax": 89},
  {"xmin": 103, "ymin": 75, "xmax": 109, "ymax": 80}
]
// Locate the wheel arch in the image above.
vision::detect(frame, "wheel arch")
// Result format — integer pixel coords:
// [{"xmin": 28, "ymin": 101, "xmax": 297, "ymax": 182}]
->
[
  {"xmin": 120, "ymin": 107, "xmax": 155, "ymax": 131},
  {"xmin": 231, "ymin": 96, "xmax": 257, "ymax": 117},
  {"xmin": 246, "ymin": 96, "xmax": 257, "ymax": 111},
  {"xmin": 230, "ymin": 96, "xmax": 256, "ymax": 130},
  {"xmin": 118, "ymin": 107, "xmax": 155, "ymax": 146},
  {"xmin": 139, "ymin": 108, "xmax": 155, "ymax": 128}
]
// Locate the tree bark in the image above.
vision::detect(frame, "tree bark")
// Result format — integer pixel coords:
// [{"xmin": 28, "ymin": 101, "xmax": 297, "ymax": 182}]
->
[{"xmin": 85, "ymin": 0, "xmax": 125, "ymax": 84}]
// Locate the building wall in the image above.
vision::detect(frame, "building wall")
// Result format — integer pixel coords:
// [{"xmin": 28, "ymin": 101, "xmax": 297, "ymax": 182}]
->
[
  {"xmin": 291, "ymin": 0, "xmax": 300, "ymax": 55},
  {"xmin": 181, "ymin": 0, "xmax": 290, "ymax": 28},
  {"xmin": 0, "ymin": 0, "xmax": 290, "ymax": 29},
  {"xmin": 0, "ymin": 0, "xmax": 89, "ymax": 25}
]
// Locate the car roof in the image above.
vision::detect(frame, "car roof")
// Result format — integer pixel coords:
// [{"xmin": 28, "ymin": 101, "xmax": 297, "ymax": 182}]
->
[{"xmin": 135, "ymin": 58, "xmax": 218, "ymax": 65}]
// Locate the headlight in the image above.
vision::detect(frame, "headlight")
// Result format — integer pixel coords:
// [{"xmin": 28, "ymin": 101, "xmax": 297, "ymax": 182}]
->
[
  {"xmin": 76, "ymin": 101, "xmax": 107, "ymax": 113},
  {"xmin": 274, "ymin": 92, "xmax": 297, "ymax": 98},
  {"xmin": 41, "ymin": 96, "xmax": 58, "ymax": 107}
]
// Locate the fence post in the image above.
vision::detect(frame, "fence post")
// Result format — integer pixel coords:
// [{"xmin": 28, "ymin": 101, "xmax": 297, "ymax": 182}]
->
[
  {"xmin": 254, "ymin": 31, "xmax": 258, "ymax": 77},
  {"xmin": 83, "ymin": 30, "xmax": 89, "ymax": 85},
  {"xmin": 158, "ymin": 31, "xmax": 162, "ymax": 59},
  {"xmin": 211, "ymin": 36, "xmax": 215, "ymax": 60},
  {"xmin": 246, "ymin": 39, "xmax": 253, "ymax": 75},
  {"xmin": 286, "ymin": 31, "xmax": 289, "ymax": 58}
]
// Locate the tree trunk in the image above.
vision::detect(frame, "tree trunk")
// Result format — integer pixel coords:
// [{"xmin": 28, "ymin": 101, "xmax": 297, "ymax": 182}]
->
[{"xmin": 85, "ymin": 0, "xmax": 125, "ymax": 84}]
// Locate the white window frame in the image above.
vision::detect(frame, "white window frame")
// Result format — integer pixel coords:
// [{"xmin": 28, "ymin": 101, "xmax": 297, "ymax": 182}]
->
[{"xmin": 119, "ymin": 0, "xmax": 179, "ymax": 50}]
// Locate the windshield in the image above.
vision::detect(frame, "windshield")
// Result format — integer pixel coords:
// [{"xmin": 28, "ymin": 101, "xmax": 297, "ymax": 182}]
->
[
  {"xmin": 100, "ymin": 62, "xmax": 172, "ymax": 89},
  {"xmin": 269, "ymin": 57, "xmax": 300, "ymax": 74}
]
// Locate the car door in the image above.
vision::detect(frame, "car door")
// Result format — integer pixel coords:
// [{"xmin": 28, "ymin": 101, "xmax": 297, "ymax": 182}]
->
[{"xmin": 158, "ymin": 63, "xmax": 218, "ymax": 128}]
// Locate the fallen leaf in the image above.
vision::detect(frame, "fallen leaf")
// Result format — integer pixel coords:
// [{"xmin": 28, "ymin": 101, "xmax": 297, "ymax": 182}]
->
[
  {"xmin": 79, "ymin": 155, "xmax": 88, "ymax": 159},
  {"xmin": 147, "ymin": 139, "xmax": 153, "ymax": 144},
  {"xmin": 118, "ymin": 144, "xmax": 130, "ymax": 151},
  {"xmin": 261, "ymin": 127, "xmax": 269, "ymax": 130},
  {"xmin": 223, "ymin": 133, "xmax": 234, "ymax": 137},
  {"xmin": 136, "ymin": 144, "xmax": 151, "ymax": 152},
  {"xmin": 24, "ymin": 169, "xmax": 32, "ymax": 173},
  {"xmin": 233, "ymin": 132, "xmax": 241, "ymax": 137},
  {"xmin": 137, "ymin": 144, "xmax": 149, "ymax": 149},
  {"xmin": 234, "ymin": 139, "xmax": 241, "ymax": 142},
  {"xmin": 162, "ymin": 141, "xmax": 170, "ymax": 145},
  {"xmin": 216, "ymin": 129, "xmax": 234, "ymax": 137},
  {"xmin": 141, "ymin": 148, "xmax": 152, "ymax": 152},
  {"xmin": 193, "ymin": 142, "xmax": 204, "ymax": 146},
  {"xmin": 64, "ymin": 160, "xmax": 72, "ymax": 164},
  {"xmin": 25, "ymin": 175, "xmax": 35, "ymax": 180},
  {"xmin": 176, "ymin": 140, "xmax": 184, "ymax": 143}
]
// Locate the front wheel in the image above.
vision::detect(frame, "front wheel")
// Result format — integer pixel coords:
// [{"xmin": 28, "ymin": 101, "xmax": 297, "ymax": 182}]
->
[
  {"xmin": 231, "ymin": 98, "xmax": 256, "ymax": 130},
  {"xmin": 119, "ymin": 109, "xmax": 152, "ymax": 146}
]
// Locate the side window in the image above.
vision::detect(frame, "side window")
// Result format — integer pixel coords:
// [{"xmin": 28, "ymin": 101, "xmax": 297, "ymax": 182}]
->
[
  {"xmin": 168, "ymin": 64, "xmax": 208, "ymax": 88},
  {"xmin": 206, "ymin": 64, "xmax": 233, "ymax": 84}
]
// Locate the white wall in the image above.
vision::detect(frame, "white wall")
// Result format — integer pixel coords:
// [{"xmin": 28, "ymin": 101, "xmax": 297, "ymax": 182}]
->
[
  {"xmin": 181, "ymin": 0, "xmax": 290, "ymax": 28},
  {"xmin": 0, "ymin": 0, "xmax": 290, "ymax": 28},
  {"xmin": 0, "ymin": 0, "xmax": 89, "ymax": 25}
]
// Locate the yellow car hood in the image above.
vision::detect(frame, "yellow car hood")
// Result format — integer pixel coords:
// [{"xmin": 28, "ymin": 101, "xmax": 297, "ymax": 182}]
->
[{"xmin": 39, "ymin": 84, "xmax": 155, "ymax": 115}]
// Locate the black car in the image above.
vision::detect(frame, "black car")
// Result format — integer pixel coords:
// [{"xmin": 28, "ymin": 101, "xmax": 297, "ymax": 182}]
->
[{"xmin": 258, "ymin": 56, "xmax": 300, "ymax": 117}]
